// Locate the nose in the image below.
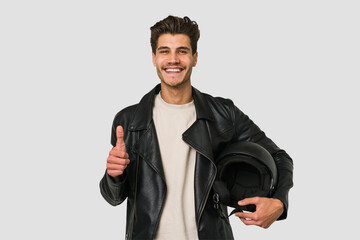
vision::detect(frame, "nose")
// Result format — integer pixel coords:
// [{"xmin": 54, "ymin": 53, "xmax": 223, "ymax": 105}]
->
[{"xmin": 168, "ymin": 52, "xmax": 180, "ymax": 64}]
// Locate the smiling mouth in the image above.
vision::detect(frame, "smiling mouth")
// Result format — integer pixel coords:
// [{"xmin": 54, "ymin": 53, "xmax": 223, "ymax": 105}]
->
[{"xmin": 163, "ymin": 67, "xmax": 184, "ymax": 73}]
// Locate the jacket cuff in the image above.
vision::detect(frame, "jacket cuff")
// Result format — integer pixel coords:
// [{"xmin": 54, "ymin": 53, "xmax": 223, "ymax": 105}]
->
[
  {"xmin": 272, "ymin": 187, "xmax": 290, "ymax": 220},
  {"xmin": 100, "ymin": 170, "xmax": 128, "ymax": 206},
  {"xmin": 106, "ymin": 170, "xmax": 127, "ymax": 186}
]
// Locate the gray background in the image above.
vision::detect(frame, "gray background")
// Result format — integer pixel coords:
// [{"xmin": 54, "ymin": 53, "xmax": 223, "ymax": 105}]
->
[{"xmin": 1, "ymin": 0, "xmax": 359, "ymax": 239}]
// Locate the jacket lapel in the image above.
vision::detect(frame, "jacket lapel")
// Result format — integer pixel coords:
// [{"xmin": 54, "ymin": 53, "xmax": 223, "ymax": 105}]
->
[
  {"xmin": 183, "ymin": 119, "xmax": 216, "ymax": 225},
  {"xmin": 129, "ymin": 84, "xmax": 166, "ymax": 181},
  {"xmin": 183, "ymin": 87, "xmax": 218, "ymax": 225},
  {"xmin": 133, "ymin": 122, "xmax": 165, "ymax": 181},
  {"xmin": 183, "ymin": 120, "xmax": 214, "ymax": 162}
]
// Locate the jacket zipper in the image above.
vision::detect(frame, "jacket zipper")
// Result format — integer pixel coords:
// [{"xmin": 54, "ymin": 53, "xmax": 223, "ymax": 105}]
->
[
  {"xmin": 183, "ymin": 138, "xmax": 218, "ymax": 229},
  {"xmin": 197, "ymin": 153, "xmax": 217, "ymax": 228},
  {"xmin": 128, "ymin": 132, "xmax": 140, "ymax": 240}
]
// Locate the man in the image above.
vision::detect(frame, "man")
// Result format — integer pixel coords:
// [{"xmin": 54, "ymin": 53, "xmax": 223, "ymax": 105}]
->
[{"xmin": 100, "ymin": 15, "xmax": 293, "ymax": 240}]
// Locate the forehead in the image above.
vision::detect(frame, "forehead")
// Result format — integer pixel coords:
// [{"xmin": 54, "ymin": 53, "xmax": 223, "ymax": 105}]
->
[{"xmin": 157, "ymin": 33, "xmax": 191, "ymax": 49}]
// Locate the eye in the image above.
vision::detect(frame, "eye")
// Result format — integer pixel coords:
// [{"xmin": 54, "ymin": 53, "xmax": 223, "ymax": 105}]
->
[
  {"xmin": 159, "ymin": 50, "xmax": 169, "ymax": 54},
  {"xmin": 178, "ymin": 50, "xmax": 188, "ymax": 54}
]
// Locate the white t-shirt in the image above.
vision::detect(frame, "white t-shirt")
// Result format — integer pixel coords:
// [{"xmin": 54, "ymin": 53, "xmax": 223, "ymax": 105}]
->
[{"xmin": 152, "ymin": 93, "xmax": 198, "ymax": 240}]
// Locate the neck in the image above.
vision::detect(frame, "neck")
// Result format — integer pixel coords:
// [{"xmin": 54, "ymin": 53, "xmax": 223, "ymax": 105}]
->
[{"xmin": 160, "ymin": 81, "xmax": 193, "ymax": 105}]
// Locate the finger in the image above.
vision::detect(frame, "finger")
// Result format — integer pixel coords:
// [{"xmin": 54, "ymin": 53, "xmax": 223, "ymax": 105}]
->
[
  {"xmin": 115, "ymin": 125, "xmax": 126, "ymax": 151},
  {"xmin": 241, "ymin": 217, "xmax": 269, "ymax": 229},
  {"xmin": 109, "ymin": 149, "xmax": 129, "ymax": 159},
  {"xmin": 107, "ymin": 163, "xmax": 127, "ymax": 171},
  {"xmin": 238, "ymin": 197, "xmax": 260, "ymax": 206},
  {"xmin": 235, "ymin": 212, "xmax": 253, "ymax": 220},
  {"xmin": 107, "ymin": 156, "xmax": 130, "ymax": 165},
  {"xmin": 107, "ymin": 169, "xmax": 124, "ymax": 177},
  {"xmin": 240, "ymin": 218, "xmax": 258, "ymax": 226}
]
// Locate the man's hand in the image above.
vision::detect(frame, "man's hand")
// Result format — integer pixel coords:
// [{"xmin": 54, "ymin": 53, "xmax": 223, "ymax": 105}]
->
[
  {"xmin": 106, "ymin": 125, "xmax": 130, "ymax": 182},
  {"xmin": 235, "ymin": 197, "xmax": 284, "ymax": 229}
]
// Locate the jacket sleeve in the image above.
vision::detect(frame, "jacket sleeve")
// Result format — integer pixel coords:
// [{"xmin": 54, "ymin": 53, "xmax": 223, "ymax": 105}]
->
[
  {"xmin": 231, "ymin": 103, "xmax": 294, "ymax": 220},
  {"xmin": 99, "ymin": 114, "xmax": 130, "ymax": 206},
  {"xmin": 99, "ymin": 171, "xmax": 129, "ymax": 206}
]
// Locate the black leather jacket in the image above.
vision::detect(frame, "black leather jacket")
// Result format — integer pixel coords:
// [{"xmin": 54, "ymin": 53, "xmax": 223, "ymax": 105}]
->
[{"xmin": 100, "ymin": 84, "xmax": 294, "ymax": 240}]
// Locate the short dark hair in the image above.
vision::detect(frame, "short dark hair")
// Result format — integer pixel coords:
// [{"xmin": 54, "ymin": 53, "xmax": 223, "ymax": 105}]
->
[{"xmin": 150, "ymin": 15, "xmax": 200, "ymax": 55}]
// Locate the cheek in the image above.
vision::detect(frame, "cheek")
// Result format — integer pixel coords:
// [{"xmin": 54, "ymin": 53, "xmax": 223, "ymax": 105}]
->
[
  {"xmin": 186, "ymin": 57, "xmax": 196, "ymax": 67},
  {"xmin": 153, "ymin": 58, "xmax": 160, "ymax": 67},
  {"xmin": 192, "ymin": 58, "xmax": 197, "ymax": 67},
  {"xmin": 154, "ymin": 58, "xmax": 166, "ymax": 68}
]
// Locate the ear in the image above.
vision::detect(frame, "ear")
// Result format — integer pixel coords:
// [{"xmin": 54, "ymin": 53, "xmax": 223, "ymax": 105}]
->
[
  {"xmin": 152, "ymin": 52, "xmax": 156, "ymax": 67},
  {"xmin": 192, "ymin": 52, "xmax": 198, "ymax": 67}
]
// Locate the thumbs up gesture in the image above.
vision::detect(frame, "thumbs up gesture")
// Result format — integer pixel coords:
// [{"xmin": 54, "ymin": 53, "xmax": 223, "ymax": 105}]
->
[{"xmin": 107, "ymin": 125, "xmax": 130, "ymax": 182}]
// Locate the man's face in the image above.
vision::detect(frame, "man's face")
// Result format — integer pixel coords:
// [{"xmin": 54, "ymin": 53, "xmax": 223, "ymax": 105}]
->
[{"xmin": 152, "ymin": 33, "xmax": 198, "ymax": 89}]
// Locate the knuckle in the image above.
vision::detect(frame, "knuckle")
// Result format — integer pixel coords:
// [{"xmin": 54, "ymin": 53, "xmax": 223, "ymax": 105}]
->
[
  {"xmin": 111, "ymin": 148, "xmax": 121, "ymax": 156},
  {"xmin": 120, "ymin": 151, "xmax": 128, "ymax": 158}
]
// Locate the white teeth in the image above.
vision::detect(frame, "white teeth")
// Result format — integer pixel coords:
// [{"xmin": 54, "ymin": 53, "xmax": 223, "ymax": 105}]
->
[{"xmin": 165, "ymin": 69, "xmax": 181, "ymax": 72}]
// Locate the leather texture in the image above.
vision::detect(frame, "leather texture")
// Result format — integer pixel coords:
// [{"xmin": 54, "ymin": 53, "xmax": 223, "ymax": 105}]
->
[{"xmin": 100, "ymin": 84, "xmax": 294, "ymax": 239}]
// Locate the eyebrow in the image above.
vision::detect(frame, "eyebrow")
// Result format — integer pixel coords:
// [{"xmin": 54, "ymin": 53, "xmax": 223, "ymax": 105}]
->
[{"xmin": 156, "ymin": 46, "xmax": 191, "ymax": 51}]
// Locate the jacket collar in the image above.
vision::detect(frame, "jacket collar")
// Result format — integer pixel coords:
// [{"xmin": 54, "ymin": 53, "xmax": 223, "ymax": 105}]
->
[{"xmin": 128, "ymin": 84, "xmax": 214, "ymax": 131}]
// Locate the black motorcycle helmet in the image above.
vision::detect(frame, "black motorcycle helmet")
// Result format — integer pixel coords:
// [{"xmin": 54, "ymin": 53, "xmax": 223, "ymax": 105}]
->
[{"xmin": 212, "ymin": 141, "xmax": 278, "ymax": 215}]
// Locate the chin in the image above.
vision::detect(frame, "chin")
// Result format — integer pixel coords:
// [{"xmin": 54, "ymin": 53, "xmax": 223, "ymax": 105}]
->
[{"xmin": 162, "ymin": 78, "xmax": 189, "ymax": 88}]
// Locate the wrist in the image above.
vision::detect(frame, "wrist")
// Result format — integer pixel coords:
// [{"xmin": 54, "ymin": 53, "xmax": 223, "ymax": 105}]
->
[{"xmin": 113, "ymin": 176, "xmax": 120, "ymax": 183}]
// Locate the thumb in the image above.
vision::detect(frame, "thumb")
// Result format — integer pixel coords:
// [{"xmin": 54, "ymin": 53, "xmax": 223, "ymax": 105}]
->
[{"xmin": 115, "ymin": 125, "xmax": 126, "ymax": 151}]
